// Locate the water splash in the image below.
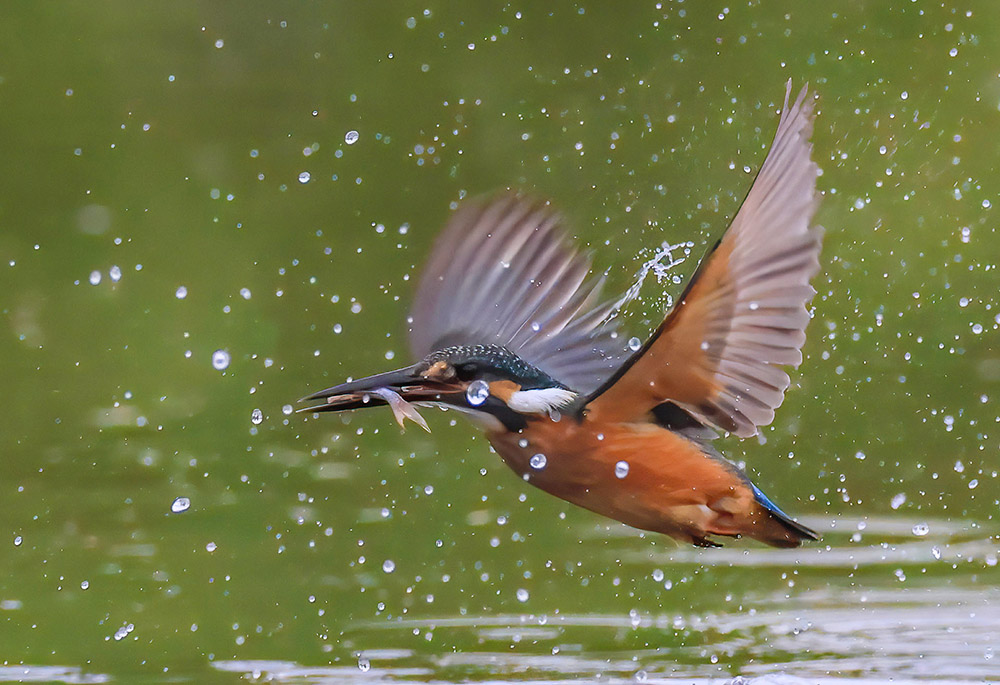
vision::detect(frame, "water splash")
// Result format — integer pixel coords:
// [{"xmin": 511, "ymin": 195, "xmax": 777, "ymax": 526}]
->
[{"xmin": 603, "ymin": 240, "xmax": 694, "ymax": 325}]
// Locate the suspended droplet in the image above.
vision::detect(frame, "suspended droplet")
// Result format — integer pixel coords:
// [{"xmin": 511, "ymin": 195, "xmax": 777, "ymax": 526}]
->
[
  {"xmin": 516, "ymin": 588, "xmax": 529, "ymax": 602},
  {"xmin": 614, "ymin": 460, "xmax": 630, "ymax": 479},
  {"xmin": 628, "ymin": 336, "xmax": 642, "ymax": 352},
  {"xmin": 382, "ymin": 559, "xmax": 395, "ymax": 573},
  {"xmin": 211, "ymin": 349, "xmax": 230, "ymax": 371},
  {"xmin": 170, "ymin": 497, "xmax": 191, "ymax": 514},
  {"xmin": 345, "ymin": 130, "xmax": 360, "ymax": 145},
  {"xmin": 529, "ymin": 453, "xmax": 547, "ymax": 470},
  {"xmin": 175, "ymin": 286, "xmax": 188, "ymax": 299},
  {"xmin": 250, "ymin": 408, "xmax": 263, "ymax": 425},
  {"xmin": 466, "ymin": 379, "xmax": 490, "ymax": 406}
]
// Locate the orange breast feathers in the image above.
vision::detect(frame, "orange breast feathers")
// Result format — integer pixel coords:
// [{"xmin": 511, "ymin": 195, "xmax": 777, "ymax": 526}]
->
[{"xmin": 486, "ymin": 418, "xmax": 770, "ymax": 546}]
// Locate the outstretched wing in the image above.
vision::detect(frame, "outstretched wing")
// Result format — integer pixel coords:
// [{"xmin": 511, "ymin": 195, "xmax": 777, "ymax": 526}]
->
[
  {"xmin": 408, "ymin": 196, "xmax": 624, "ymax": 395},
  {"xmin": 583, "ymin": 81, "xmax": 822, "ymax": 437}
]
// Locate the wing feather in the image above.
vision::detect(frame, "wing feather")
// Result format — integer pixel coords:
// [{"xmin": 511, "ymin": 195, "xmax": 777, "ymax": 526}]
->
[
  {"xmin": 583, "ymin": 81, "xmax": 822, "ymax": 436},
  {"xmin": 408, "ymin": 196, "xmax": 622, "ymax": 394}
]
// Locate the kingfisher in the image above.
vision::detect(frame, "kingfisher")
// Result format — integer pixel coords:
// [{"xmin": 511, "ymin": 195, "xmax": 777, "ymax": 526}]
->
[{"xmin": 301, "ymin": 81, "xmax": 822, "ymax": 548}]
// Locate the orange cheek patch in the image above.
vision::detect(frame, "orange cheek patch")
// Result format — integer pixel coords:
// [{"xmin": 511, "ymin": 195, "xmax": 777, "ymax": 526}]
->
[{"xmin": 488, "ymin": 380, "xmax": 521, "ymax": 403}]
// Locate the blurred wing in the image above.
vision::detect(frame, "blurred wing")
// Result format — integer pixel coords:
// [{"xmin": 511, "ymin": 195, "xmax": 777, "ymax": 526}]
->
[
  {"xmin": 408, "ymin": 196, "xmax": 623, "ymax": 394},
  {"xmin": 584, "ymin": 81, "xmax": 822, "ymax": 436}
]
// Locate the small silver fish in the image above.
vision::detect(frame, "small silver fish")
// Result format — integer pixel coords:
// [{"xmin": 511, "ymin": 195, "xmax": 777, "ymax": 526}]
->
[{"xmin": 368, "ymin": 387, "xmax": 430, "ymax": 433}]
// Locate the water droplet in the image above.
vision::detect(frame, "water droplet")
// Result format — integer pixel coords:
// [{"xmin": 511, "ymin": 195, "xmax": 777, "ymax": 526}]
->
[
  {"xmin": 614, "ymin": 460, "xmax": 630, "ymax": 479},
  {"xmin": 345, "ymin": 130, "xmax": 360, "ymax": 145},
  {"xmin": 282, "ymin": 404, "xmax": 294, "ymax": 415},
  {"xmin": 529, "ymin": 454, "xmax": 547, "ymax": 470},
  {"xmin": 250, "ymin": 408, "xmax": 263, "ymax": 425},
  {"xmin": 80, "ymin": 580, "xmax": 90, "ymax": 590},
  {"xmin": 89, "ymin": 270, "xmax": 101, "ymax": 285},
  {"xmin": 912, "ymin": 522, "xmax": 929, "ymax": 537},
  {"xmin": 212, "ymin": 349, "xmax": 230, "ymax": 370},
  {"xmin": 652, "ymin": 569, "xmax": 664, "ymax": 582},
  {"xmin": 628, "ymin": 336, "xmax": 642, "ymax": 352},
  {"xmin": 298, "ymin": 171, "xmax": 311, "ymax": 184},
  {"xmin": 516, "ymin": 588, "xmax": 529, "ymax": 602},
  {"xmin": 357, "ymin": 656, "xmax": 371, "ymax": 672},
  {"xmin": 466, "ymin": 379, "xmax": 490, "ymax": 406},
  {"xmin": 239, "ymin": 287, "xmax": 252, "ymax": 300},
  {"xmin": 171, "ymin": 497, "xmax": 191, "ymax": 514},
  {"xmin": 382, "ymin": 559, "xmax": 395, "ymax": 573},
  {"xmin": 931, "ymin": 546, "xmax": 942, "ymax": 560},
  {"xmin": 175, "ymin": 286, "xmax": 188, "ymax": 299},
  {"xmin": 109, "ymin": 265, "xmax": 122, "ymax": 282},
  {"xmin": 890, "ymin": 493, "xmax": 906, "ymax": 510},
  {"xmin": 205, "ymin": 541, "xmax": 217, "ymax": 552},
  {"xmin": 13, "ymin": 536, "xmax": 22, "ymax": 547}
]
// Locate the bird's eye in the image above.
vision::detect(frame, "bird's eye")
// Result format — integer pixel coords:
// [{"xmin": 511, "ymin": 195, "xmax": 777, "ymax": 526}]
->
[{"xmin": 454, "ymin": 363, "xmax": 480, "ymax": 381}]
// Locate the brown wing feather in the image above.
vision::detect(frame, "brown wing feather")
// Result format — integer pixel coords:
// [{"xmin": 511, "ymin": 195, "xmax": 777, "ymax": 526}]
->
[{"xmin": 584, "ymin": 81, "xmax": 822, "ymax": 436}]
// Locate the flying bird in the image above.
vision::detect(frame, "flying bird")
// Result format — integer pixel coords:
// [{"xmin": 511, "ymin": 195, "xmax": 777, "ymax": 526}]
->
[{"xmin": 301, "ymin": 81, "xmax": 822, "ymax": 548}]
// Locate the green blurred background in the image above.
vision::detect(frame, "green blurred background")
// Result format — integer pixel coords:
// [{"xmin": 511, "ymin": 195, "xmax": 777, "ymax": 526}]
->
[{"xmin": 1, "ymin": 2, "xmax": 998, "ymax": 682}]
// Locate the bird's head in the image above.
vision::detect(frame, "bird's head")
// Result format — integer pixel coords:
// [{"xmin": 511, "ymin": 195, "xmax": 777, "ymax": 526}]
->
[{"xmin": 299, "ymin": 343, "xmax": 579, "ymax": 432}]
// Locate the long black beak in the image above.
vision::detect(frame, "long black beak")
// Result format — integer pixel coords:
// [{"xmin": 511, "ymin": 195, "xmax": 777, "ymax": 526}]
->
[{"xmin": 298, "ymin": 364, "xmax": 454, "ymax": 414}]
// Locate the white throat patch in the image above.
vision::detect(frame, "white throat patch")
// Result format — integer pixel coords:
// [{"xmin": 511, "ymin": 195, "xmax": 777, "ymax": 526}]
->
[{"xmin": 507, "ymin": 387, "xmax": 578, "ymax": 414}]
